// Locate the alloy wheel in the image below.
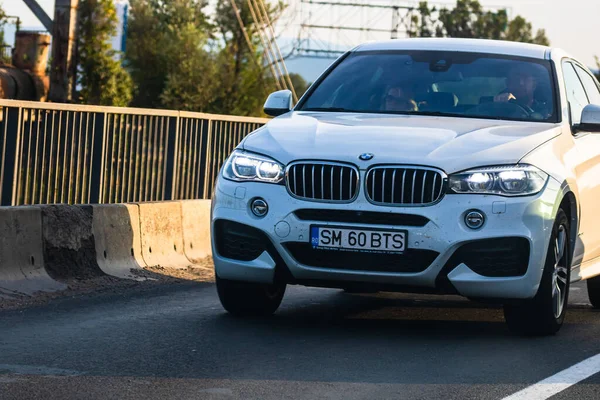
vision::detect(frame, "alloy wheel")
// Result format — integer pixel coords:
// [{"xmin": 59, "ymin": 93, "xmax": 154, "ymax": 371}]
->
[{"xmin": 552, "ymin": 225, "xmax": 568, "ymax": 319}]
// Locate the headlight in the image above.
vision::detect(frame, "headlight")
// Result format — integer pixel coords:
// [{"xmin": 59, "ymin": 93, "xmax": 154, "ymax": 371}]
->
[
  {"xmin": 222, "ymin": 150, "xmax": 284, "ymax": 183},
  {"xmin": 449, "ymin": 165, "xmax": 548, "ymax": 196}
]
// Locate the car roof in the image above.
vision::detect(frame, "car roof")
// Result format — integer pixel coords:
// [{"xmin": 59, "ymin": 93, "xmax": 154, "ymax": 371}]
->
[{"xmin": 354, "ymin": 38, "xmax": 552, "ymax": 60}]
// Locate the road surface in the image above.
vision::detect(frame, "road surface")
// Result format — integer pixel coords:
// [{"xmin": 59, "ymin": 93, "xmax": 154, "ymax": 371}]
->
[{"xmin": 1, "ymin": 280, "xmax": 600, "ymax": 399}]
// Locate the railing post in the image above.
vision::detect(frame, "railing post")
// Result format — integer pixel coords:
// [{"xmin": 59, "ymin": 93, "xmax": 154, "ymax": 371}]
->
[
  {"xmin": 164, "ymin": 115, "xmax": 179, "ymax": 201},
  {"xmin": 202, "ymin": 118, "xmax": 213, "ymax": 199},
  {"xmin": 1, "ymin": 107, "xmax": 22, "ymax": 206},
  {"xmin": 89, "ymin": 111, "xmax": 106, "ymax": 204}
]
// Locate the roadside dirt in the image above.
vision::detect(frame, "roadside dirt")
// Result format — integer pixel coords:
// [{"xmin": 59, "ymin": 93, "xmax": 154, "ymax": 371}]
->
[
  {"xmin": 0, "ymin": 258, "xmax": 215, "ymax": 312},
  {"xmin": 142, "ymin": 257, "xmax": 215, "ymax": 282}
]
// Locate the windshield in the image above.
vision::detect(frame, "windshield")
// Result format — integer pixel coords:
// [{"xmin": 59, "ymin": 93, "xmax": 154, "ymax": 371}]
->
[{"xmin": 298, "ymin": 51, "xmax": 557, "ymax": 123}]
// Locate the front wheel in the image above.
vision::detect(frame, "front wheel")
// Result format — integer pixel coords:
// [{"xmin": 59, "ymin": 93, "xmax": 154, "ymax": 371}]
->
[
  {"xmin": 216, "ymin": 276, "xmax": 286, "ymax": 316},
  {"xmin": 503, "ymin": 209, "xmax": 571, "ymax": 336},
  {"xmin": 587, "ymin": 276, "xmax": 600, "ymax": 309}
]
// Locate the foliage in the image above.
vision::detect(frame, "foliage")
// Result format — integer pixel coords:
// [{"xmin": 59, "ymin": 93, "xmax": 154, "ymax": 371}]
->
[
  {"xmin": 210, "ymin": 0, "xmax": 276, "ymax": 116},
  {"xmin": 410, "ymin": 0, "xmax": 549, "ymax": 46},
  {"xmin": 0, "ymin": 7, "xmax": 6, "ymax": 45},
  {"xmin": 126, "ymin": 0, "xmax": 212, "ymax": 109},
  {"xmin": 505, "ymin": 16, "xmax": 549, "ymax": 46},
  {"xmin": 0, "ymin": 4, "xmax": 9, "ymax": 63},
  {"xmin": 410, "ymin": 2, "xmax": 437, "ymax": 38},
  {"xmin": 288, "ymin": 73, "xmax": 310, "ymax": 98},
  {"xmin": 77, "ymin": 0, "xmax": 133, "ymax": 106},
  {"xmin": 595, "ymin": 56, "xmax": 600, "ymax": 82},
  {"xmin": 126, "ymin": 0, "xmax": 288, "ymax": 116},
  {"xmin": 159, "ymin": 24, "xmax": 219, "ymax": 111}
]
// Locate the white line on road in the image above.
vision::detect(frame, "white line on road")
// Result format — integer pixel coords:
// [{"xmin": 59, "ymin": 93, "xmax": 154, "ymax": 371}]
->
[{"xmin": 502, "ymin": 353, "xmax": 600, "ymax": 400}]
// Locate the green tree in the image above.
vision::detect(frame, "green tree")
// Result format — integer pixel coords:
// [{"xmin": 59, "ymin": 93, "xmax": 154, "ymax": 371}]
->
[
  {"xmin": 209, "ymin": 0, "xmax": 267, "ymax": 115},
  {"xmin": 211, "ymin": 0, "xmax": 286, "ymax": 116},
  {"xmin": 288, "ymin": 73, "xmax": 309, "ymax": 98},
  {"xmin": 412, "ymin": 0, "xmax": 549, "ymax": 45},
  {"xmin": 159, "ymin": 24, "xmax": 219, "ymax": 111},
  {"xmin": 127, "ymin": 0, "xmax": 287, "ymax": 116},
  {"xmin": 409, "ymin": 2, "xmax": 439, "ymax": 38},
  {"xmin": 0, "ymin": 10, "xmax": 6, "ymax": 46},
  {"xmin": 595, "ymin": 56, "xmax": 600, "ymax": 82},
  {"xmin": 0, "ymin": 6, "xmax": 10, "ymax": 63},
  {"xmin": 126, "ymin": 0, "xmax": 213, "ymax": 109},
  {"xmin": 505, "ymin": 16, "xmax": 549, "ymax": 46},
  {"xmin": 77, "ymin": 0, "xmax": 133, "ymax": 106}
]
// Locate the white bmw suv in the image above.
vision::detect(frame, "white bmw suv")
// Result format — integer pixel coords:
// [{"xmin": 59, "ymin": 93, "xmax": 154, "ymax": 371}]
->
[{"xmin": 211, "ymin": 38, "xmax": 600, "ymax": 335}]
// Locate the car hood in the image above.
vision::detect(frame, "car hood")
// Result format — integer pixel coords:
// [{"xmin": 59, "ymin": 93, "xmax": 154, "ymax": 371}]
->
[{"xmin": 241, "ymin": 112, "xmax": 562, "ymax": 173}]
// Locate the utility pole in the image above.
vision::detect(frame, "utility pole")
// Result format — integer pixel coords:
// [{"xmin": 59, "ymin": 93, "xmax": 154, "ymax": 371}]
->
[{"xmin": 48, "ymin": 0, "xmax": 79, "ymax": 103}]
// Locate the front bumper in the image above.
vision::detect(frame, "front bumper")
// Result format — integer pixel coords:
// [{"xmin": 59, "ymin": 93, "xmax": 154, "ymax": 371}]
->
[{"xmin": 211, "ymin": 176, "xmax": 562, "ymax": 300}]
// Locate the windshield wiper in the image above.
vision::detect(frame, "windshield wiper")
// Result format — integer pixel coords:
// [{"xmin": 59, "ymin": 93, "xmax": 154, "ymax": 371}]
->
[
  {"xmin": 301, "ymin": 108, "xmax": 465, "ymax": 117},
  {"xmin": 301, "ymin": 107, "xmax": 360, "ymax": 112},
  {"xmin": 402, "ymin": 110, "xmax": 466, "ymax": 118}
]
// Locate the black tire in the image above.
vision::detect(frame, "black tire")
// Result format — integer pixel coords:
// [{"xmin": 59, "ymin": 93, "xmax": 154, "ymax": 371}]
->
[
  {"xmin": 587, "ymin": 276, "xmax": 600, "ymax": 309},
  {"xmin": 216, "ymin": 276, "xmax": 286, "ymax": 316},
  {"xmin": 504, "ymin": 209, "xmax": 571, "ymax": 336}
]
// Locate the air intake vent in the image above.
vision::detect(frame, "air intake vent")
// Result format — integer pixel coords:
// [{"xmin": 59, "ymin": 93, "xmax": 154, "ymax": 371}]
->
[
  {"xmin": 284, "ymin": 242, "xmax": 439, "ymax": 273},
  {"xmin": 365, "ymin": 166, "xmax": 445, "ymax": 206},
  {"xmin": 287, "ymin": 162, "xmax": 359, "ymax": 202},
  {"xmin": 444, "ymin": 237, "xmax": 530, "ymax": 278}
]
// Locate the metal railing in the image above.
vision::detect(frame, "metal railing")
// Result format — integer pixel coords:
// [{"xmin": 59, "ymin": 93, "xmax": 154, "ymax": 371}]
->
[{"xmin": 0, "ymin": 100, "xmax": 268, "ymax": 206}]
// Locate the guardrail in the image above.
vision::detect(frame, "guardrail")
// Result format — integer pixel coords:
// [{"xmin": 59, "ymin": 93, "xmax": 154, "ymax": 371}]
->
[{"xmin": 0, "ymin": 100, "xmax": 268, "ymax": 206}]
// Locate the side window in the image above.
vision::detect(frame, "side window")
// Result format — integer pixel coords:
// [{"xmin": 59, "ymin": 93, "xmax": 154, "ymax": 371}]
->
[
  {"xmin": 574, "ymin": 64, "xmax": 600, "ymax": 105},
  {"xmin": 562, "ymin": 62, "xmax": 590, "ymax": 125}
]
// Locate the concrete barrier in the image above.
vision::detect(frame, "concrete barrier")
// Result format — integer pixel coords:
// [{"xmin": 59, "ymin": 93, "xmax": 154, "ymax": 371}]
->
[
  {"xmin": 0, "ymin": 207, "xmax": 65, "ymax": 295},
  {"xmin": 0, "ymin": 200, "xmax": 215, "ymax": 299},
  {"xmin": 181, "ymin": 200, "xmax": 212, "ymax": 263},
  {"xmin": 41, "ymin": 205, "xmax": 105, "ymax": 279},
  {"xmin": 138, "ymin": 202, "xmax": 192, "ymax": 268},
  {"xmin": 92, "ymin": 204, "xmax": 146, "ymax": 279}
]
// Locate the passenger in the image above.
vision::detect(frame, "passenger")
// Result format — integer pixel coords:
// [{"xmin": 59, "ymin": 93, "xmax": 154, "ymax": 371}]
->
[{"xmin": 383, "ymin": 85, "xmax": 418, "ymax": 112}]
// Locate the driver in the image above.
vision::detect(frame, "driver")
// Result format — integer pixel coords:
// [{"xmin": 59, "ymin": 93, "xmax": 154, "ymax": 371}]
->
[
  {"xmin": 494, "ymin": 66, "xmax": 542, "ymax": 111},
  {"xmin": 383, "ymin": 84, "xmax": 418, "ymax": 112}
]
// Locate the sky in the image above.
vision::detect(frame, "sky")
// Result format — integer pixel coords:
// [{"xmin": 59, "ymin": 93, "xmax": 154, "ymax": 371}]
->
[
  {"xmin": 3, "ymin": 0, "xmax": 599, "ymax": 81},
  {"xmin": 485, "ymin": 0, "xmax": 599, "ymax": 66},
  {"xmin": 3, "ymin": 0, "xmax": 127, "ymax": 51}
]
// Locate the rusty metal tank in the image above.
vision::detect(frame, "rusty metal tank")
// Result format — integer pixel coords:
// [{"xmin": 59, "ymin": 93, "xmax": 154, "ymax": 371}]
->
[
  {"xmin": 13, "ymin": 31, "xmax": 51, "ymax": 75},
  {"xmin": 0, "ymin": 31, "xmax": 51, "ymax": 101},
  {"xmin": 0, "ymin": 66, "xmax": 40, "ymax": 100}
]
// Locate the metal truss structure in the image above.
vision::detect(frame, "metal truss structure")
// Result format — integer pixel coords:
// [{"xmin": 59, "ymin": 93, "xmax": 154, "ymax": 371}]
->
[
  {"xmin": 294, "ymin": 0, "xmax": 417, "ymax": 58},
  {"xmin": 286, "ymin": 0, "xmax": 512, "ymax": 59}
]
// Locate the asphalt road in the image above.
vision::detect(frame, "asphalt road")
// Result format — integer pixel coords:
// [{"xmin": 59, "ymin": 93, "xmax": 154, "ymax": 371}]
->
[{"xmin": 1, "ymin": 280, "xmax": 600, "ymax": 400}]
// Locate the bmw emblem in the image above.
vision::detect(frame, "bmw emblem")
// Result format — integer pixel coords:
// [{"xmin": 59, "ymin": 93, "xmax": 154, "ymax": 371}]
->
[{"xmin": 359, "ymin": 153, "xmax": 374, "ymax": 161}]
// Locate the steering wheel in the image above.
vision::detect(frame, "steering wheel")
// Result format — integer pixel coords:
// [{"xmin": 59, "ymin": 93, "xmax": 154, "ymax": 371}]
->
[
  {"xmin": 469, "ymin": 101, "xmax": 531, "ymax": 119},
  {"xmin": 509, "ymin": 98, "xmax": 535, "ymax": 115}
]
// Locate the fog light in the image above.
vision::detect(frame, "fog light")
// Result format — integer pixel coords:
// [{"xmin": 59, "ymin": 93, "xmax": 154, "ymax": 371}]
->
[
  {"xmin": 465, "ymin": 210, "xmax": 485, "ymax": 230},
  {"xmin": 251, "ymin": 198, "xmax": 268, "ymax": 217}
]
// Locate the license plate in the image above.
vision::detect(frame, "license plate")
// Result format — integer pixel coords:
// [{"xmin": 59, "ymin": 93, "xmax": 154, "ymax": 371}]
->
[{"xmin": 310, "ymin": 226, "xmax": 407, "ymax": 253}]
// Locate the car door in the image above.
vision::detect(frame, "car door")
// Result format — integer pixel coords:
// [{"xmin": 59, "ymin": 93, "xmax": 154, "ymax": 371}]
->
[{"xmin": 564, "ymin": 61, "xmax": 600, "ymax": 263}]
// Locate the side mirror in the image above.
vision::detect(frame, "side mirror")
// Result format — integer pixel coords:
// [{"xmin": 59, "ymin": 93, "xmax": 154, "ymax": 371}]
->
[
  {"xmin": 264, "ymin": 90, "xmax": 292, "ymax": 117},
  {"xmin": 580, "ymin": 104, "xmax": 600, "ymax": 132}
]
